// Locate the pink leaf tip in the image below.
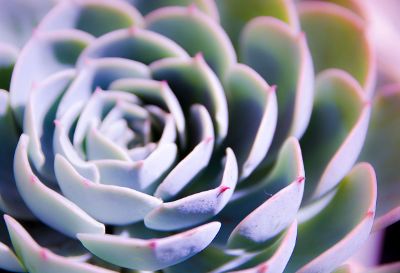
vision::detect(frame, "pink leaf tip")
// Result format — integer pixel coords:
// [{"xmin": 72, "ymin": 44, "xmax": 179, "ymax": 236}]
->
[
  {"xmin": 258, "ymin": 264, "xmax": 269, "ymax": 273},
  {"xmin": 205, "ymin": 136, "xmax": 214, "ymax": 144},
  {"xmin": 194, "ymin": 52, "xmax": 205, "ymax": 63},
  {"xmin": 30, "ymin": 175, "xmax": 38, "ymax": 184},
  {"xmin": 363, "ymin": 100, "xmax": 372, "ymax": 108},
  {"xmin": 366, "ymin": 210, "xmax": 375, "ymax": 218},
  {"xmin": 187, "ymin": 3, "xmax": 198, "ymax": 14},
  {"xmin": 128, "ymin": 26, "xmax": 138, "ymax": 36},
  {"xmin": 53, "ymin": 119, "xmax": 61, "ymax": 127},
  {"xmin": 269, "ymin": 85, "xmax": 277, "ymax": 93},
  {"xmin": 217, "ymin": 185, "xmax": 231, "ymax": 197},
  {"xmin": 296, "ymin": 176, "xmax": 305, "ymax": 184},
  {"xmin": 94, "ymin": 86, "xmax": 103, "ymax": 94},
  {"xmin": 40, "ymin": 248, "xmax": 49, "ymax": 260},
  {"xmin": 148, "ymin": 240, "xmax": 157, "ymax": 249},
  {"xmin": 31, "ymin": 81, "xmax": 39, "ymax": 90}
]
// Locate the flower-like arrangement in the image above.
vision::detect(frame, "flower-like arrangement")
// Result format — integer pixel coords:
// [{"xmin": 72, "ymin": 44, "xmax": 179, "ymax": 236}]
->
[{"xmin": 0, "ymin": 0, "xmax": 399, "ymax": 272}]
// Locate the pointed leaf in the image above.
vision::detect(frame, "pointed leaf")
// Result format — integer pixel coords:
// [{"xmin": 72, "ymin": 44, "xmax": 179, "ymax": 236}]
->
[
  {"xmin": 151, "ymin": 56, "xmax": 228, "ymax": 143},
  {"xmin": 14, "ymin": 135, "xmax": 105, "ymax": 238},
  {"xmin": 24, "ymin": 69, "xmax": 75, "ymax": 181},
  {"xmin": 299, "ymin": 1, "xmax": 376, "ymax": 95},
  {"xmin": 154, "ymin": 104, "xmax": 214, "ymax": 200},
  {"xmin": 223, "ymin": 63, "xmax": 277, "ymax": 179},
  {"xmin": 145, "ymin": 148, "xmax": 237, "ymax": 230},
  {"xmin": 229, "ymin": 221, "xmax": 298, "ymax": 273},
  {"xmin": 78, "ymin": 222, "xmax": 221, "ymax": 271},
  {"xmin": 240, "ymin": 17, "xmax": 314, "ymax": 151},
  {"xmin": 228, "ymin": 177, "xmax": 303, "ymax": 251},
  {"xmin": 4, "ymin": 215, "xmax": 116, "ymax": 273},
  {"xmin": 53, "ymin": 102, "xmax": 100, "ymax": 182},
  {"xmin": 54, "ymin": 155, "xmax": 162, "ymax": 225},
  {"xmin": 145, "ymin": 6, "xmax": 236, "ymax": 76},
  {"xmin": 286, "ymin": 163, "xmax": 377, "ymax": 272},
  {"xmin": 95, "ymin": 143, "xmax": 177, "ymax": 191},
  {"xmin": 301, "ymin": 69, "xmax": 371, "ymax": 200}
]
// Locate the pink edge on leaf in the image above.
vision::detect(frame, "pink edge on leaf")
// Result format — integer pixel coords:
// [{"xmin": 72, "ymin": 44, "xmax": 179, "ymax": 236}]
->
[
  {"xmin": 298, "ymin": 163, "xmax": 377, "ymax": 273},
  {"xmin": 312, "ymin": 69, "xmax": 371, "ymax": 201}
]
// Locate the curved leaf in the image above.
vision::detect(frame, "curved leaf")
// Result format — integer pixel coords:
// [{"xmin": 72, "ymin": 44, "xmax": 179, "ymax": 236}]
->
[
  {"xmin": 286, "ymin": 163, "xmax": 377, "ymax": 272},
  {"xmin": 301, "ymin": 69, "xmax": 370, "ymax": 201},
  {"xmin": 154, "ymin": 104, "xmax": 214, "ymax": 200},
  {"xmin": 145, "ymin": 6, "xmax": 236, "ymax": 76},
  {"xmin": 240, "ymin": 16, "xmax": 314, "ymax": 152},
  {"xmin": 10, "ymin": 30, "xmax": 93, "ymax": 124},
  {"xmin": 0, "ymin": 90, "xmax": 33, "ymax": 219},
  {"xmin": 54, "ymin": 155, "xmax": 162, "ymax": 225},
  {"xmin": 223, "ymin": 63, "xmax": 277, "ymax": 180},
  {"xmin": 78, "ymin": 28, "xmax": 189, "ymax": 66},
  {"xmin": 145, "ymin": 148, "xmax": 237, "ymax": 230},
  {"xmin": 228, "ymin": 177, "xmax": 303, "ymax": 251},
  {"xmin": 110, "ymin": 78, "xmax": 186, "ymax": 147},
  {"xmin": 299, "ymin": 1, "xmax": 376, "ymax": 95},
  {"xmin": 38, "ymin": 0, "xmax": 143, "ymax": 36},
  {"xmin": 4, "ymin": 215, "xmax": 116, "ymax": 273},
  {"xmin": 13, "ymin": 134, "xmax": 105, "ymax": 238},
  {"xmin": 151, "ymin": 56, "xmax": 228, "ymax": 143},
  {"xmin": 78, "ymin": 222, "xmax": 221, "ymax": 271},
  {"xmin": 95, "ymin": 143, "xmax": 177, "ymax": 191}
]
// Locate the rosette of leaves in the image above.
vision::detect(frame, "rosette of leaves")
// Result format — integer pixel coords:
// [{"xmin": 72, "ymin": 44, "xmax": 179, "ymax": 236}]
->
[{"xmin": 0, "ymin": 0, "xmax": 399, "ymax": 272}]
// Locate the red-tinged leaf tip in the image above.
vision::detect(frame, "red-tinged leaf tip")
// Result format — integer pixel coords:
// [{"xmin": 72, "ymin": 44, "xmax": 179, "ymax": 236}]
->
[
  {"xmin": 160, "ymin": 80, "xmax": 168, "ymax": 88},
  {"xmin": 217, "ymin": 185, "xmax": 231, "ymax": 197},
  {"xmin": 148, "ymin": 240, "xmax": 157, "ymax": 250},
  {"xmin": 94, "ymin": 86, "xmax": 103, "ymax": 94},
  {"xmin": 269, "ymin": 85, "xmax": 277, "ymax": 93},
  {"xmin": 135, "ymin": 160, "xmax": 145, "ymax": 168},
  {"xmin": 297, "ymin": 31, "xmax": 306, "ymax": 42},
  {"xmin": 258, "ymin": 264, "xmax": 269, "ymax": 273},
  {"xmin": 187, "ymin": 3, "xmax": 198, "ymax": 14},
  {"xmin": 53, "ymin": 119, "xmax": 61, "ymax": 127},
  {"xmin": 366, "ymin": 210, "xmax": 375, "ymax": 218},
  {"xmin": 297, "ymin": 176, "xmax": 305, "ymax": 184},
  {"xmin": 363, "ymin": 100, "xmax": 372, "ymax": 108},
  {"xmin": 128, "ymin": 26, "xmax": 138, "ymax": 36},
  {"xmin": 83, "ymin": 57, "xmax": 92, "ymax": 66},
  {"xmin": 40, "ymin": 248, "xmax": 49, "ymax": 261},
  {"xmin": 30, "ymin": 175, "xmax": 38, "ymax": 184},
  {"xmin": 205, "ymin": 136, "xmax": 214, "ymax": 144},
  {"xmin": 194, "ymin": 52, "xmax": 204, "ymax": 63},
  {"xmin": 32, "ymin": 27, "xmax": 39, "ymax": 38},
  {"xmin": 82, "ymin": 179, "xmax": 90, "ymax": 187},
  {"xmin": 31, "ymin": 81, "xmax": 38, "ymax": 90}
]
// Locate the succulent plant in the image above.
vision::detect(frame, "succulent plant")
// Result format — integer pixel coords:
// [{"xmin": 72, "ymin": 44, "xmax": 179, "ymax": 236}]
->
[{"xmin": 0, "ymin": 0, "xmax": 399, "ymax": 272}]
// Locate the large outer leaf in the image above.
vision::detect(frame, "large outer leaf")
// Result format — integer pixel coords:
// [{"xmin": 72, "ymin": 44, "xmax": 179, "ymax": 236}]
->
[{"xmin": 286, "ymin": 163, "xmax": 377, "ymax": 272}]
